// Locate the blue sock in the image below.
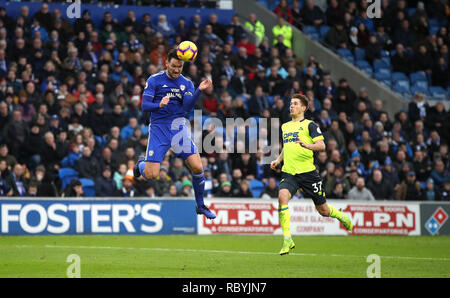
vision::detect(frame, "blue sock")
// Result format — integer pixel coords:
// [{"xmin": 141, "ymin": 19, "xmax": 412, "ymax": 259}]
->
[
  {"xmin": 138, "ymin": 161, "xmax": 146, "ymax": 177},
  {"xmin": 192, "ymin": 171, "xmax": 205, "ymax": 207}
]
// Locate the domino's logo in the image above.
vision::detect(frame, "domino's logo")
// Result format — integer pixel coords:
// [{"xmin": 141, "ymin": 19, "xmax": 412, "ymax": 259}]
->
[{"xmin": 425, "ymin": 207, "xmax": 448, "ymax": 235}]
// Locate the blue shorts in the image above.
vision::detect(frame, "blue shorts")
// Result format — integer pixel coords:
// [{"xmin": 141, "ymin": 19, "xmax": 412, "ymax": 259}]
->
[{"xmin": 145, "ymin": 121, "xmax": 198, "ymax": 163}]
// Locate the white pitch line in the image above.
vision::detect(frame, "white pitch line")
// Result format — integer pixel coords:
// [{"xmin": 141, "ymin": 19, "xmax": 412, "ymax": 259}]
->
[{"xmin": 9, "ymin": 244, "xmax": 450, "ymax": 262}]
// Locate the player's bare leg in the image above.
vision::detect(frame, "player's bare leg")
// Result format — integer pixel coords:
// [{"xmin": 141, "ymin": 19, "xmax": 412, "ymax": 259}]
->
[
  {"xmin": 185, "ymin": 153, "xmax": 216, "ymax": 219},
  {"xmin": 278, "ymin": 189, "xmax": 295, "ymax": 255}
]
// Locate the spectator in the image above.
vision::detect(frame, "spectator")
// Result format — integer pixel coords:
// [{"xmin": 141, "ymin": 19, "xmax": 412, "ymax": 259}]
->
[
  {"xmin": 5, "ymin": 163, "xmax": 29, "ymax": 197},
  {"xmin": 347, "ymin": 177, "xmax": 375, "ymax": 200},
  {"xmin": 423, "ymin": 178, "xmax": 438, "ymax": 201},
  {"xmin": 155, "ymin": 14, "xmax": 175, "ymax": 39},
  {"xmin": 366, "ymin": 169, "xmax": 394, "ymax": 200},
  {"xmin": 181, "ymin": 179, "xmax": 194, "ymax": 197},
  {"xmin": 216, "ymin": 181, "xmax": 233, "ymax": 197},
  {"xmin": 75, "ymin": 146, "xmax": 101, "ymax": 180},
  {"xmin": 234, "ymin": 179, "xmax": 253, "ymax": 198},
  {"xmin": 274, "ymin": 0, "xmax": 293, "ymax": 24},
  {"xmin": 430, "ymin": 160, "xmax": 450, "ymax": 190},
  {"xmin": 62, "ymin": 179, "xmax": 84, "ymax": 197},
  {"xmin": 438, "ymin": 178, "xmax": 450, "ymax": 201},
  {"xmin": 95, "ymin": 166, "xmax": 118, "ymax": 197},
  {"xmin": 154, "ymin": 166, "xmax": 172, "ymax": 196},
  {"xmin": 300, "ymin": 0, "xmax": 325, "ymax": 27},
  {"xmin": 325, "ymin": 21, "xmax": 349, "ymax": 49},
  {"xmin": 272, "ymin": 17, "xmax": 293, "ymax": 50},
  {"xmin": 120, "ymin": 168, "xmax": 139, "ymax": 197},
  {"xmin": 397, "ymin": 171, "xmax": 423, "ymax": 200},
  {"xmin": 260, "ymin": 177, "xmax": 278, "ymax": 198},
  {"xmin": 244, "ymin": 13, "xmax": 265, "ymax": 45}
]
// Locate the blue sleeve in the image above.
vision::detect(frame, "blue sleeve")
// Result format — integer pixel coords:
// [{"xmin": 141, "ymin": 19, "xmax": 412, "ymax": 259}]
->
[
  {"xmin": 141, "ymin": 77, "xmax": 160, "ymax": 112},
  {"xmin": 182, "ymin": 81, "xmax": 202, "ymax": 112}
]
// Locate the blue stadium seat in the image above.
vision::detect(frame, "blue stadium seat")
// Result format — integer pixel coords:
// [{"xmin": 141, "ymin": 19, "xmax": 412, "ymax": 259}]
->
[
  {"xmin": 393, "ymin": 80, "xmax": 411, "ymax": 95},
  {"xmin": 249, "ymin": 180, "xmax": 265, "ymax": 198},
  {"xmin": 414, "ymin": 80, "xmax": 428, "ymax": 90},
  {"xmin": 447, "ymin": 87, "xmax": 450, "ymax": 96},
  {"xmin": 319, "ymin": 26, "xmax": 331, "ymax": 39},
  {"xmin": 430, "ymin": 26, "xmax": 440, "ymax": 35},
  {"xmin": 342, "ymin": 55, "xmax": 355, "ymax": 64},
  {"xmin": 80, "ymin": 178, "xmax": 95, "ymax": 197},
  {"xmin": 408, "ymin": 8, "xmax": 416, "ymax": 16},
  {"xmin": 354, "ymin": 48, "xmax": 366, "ymax": 61},
  {"xmin": 374, "ymin": 71, "xmax": 391, "ymax": 81},
  {"xmin": 391, "ymin": 72, "xmax": 409, "ymax": 83},
  {"xmin": 410, "ymin": 85, "xmax": 429, "ymax": 96},
  {"xmin": 361, "ymin": 67, "xmax": 373, "ymax": 76},
  {"xmin": 59, "ymin": 168, "xmax": 79, "ymax": 190},
  {"xmin": 429, "ymin": 86, "xmax": 447, "ymax": 100},
  {"xmin": 304, "ymin": 26, "xmax": 318, "ymax": 37},
  {"xmin": 428, "ymin": 18, "xmax": 439, "ymax": 28},
  {"xmin": 410, "ymin": 71, "xmax": 427, "ymax": 84},
  {"xmin": 337, "ymin": 48, "xmax": 352, "ymax": 58},
  {"xmin": 355, "ymin": 60, "xmax": 371, "ymax": 69},
  {"xmin": 381, "ymin": 50, "xmax": 390, "ymax": 57},
  {"xmin": 373, "ymin": 60, "xmax": 390, "ymax": 70}
]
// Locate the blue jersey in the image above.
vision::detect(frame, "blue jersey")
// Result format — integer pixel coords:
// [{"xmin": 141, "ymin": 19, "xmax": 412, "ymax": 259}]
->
[{"xmin": 142, "ymin": 71, "xmax": 196, "ymax": 124}]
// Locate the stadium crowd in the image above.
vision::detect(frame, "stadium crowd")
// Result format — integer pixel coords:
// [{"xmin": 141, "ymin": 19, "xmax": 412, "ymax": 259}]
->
[{"xmin": 0, "ymin": 1, "xmax": 448, "ymax": 200}]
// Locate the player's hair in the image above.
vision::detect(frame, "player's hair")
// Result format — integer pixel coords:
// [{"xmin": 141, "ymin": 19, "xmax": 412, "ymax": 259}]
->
[
  {"xmin": 167, "ymin": 48, "xmax": 181, "ymax": 62},
  {"xmin": 291, "ymin": 93, "xmax": 309, "ymax": 110}
]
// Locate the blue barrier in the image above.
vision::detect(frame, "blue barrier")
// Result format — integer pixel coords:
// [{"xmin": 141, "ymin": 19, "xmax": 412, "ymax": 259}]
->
[
  {"xmin": 0, "ymin": 199, "xmax": 197, "ymax": 235},
  {"xmin": 0, "ymin": 1, "xmax": 235, "ymax": 28}
]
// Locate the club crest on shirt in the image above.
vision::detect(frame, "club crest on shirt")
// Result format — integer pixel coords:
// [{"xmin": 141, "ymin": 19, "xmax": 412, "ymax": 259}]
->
[{"xmin": 180, "ymin": 84, "xmax": 185, "ymax": 91}]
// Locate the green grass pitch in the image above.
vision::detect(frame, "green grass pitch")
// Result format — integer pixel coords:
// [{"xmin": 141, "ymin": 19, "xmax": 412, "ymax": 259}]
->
[{"xmin": 1, "ymin": 235, "xmax": 449, "ymax": 278}]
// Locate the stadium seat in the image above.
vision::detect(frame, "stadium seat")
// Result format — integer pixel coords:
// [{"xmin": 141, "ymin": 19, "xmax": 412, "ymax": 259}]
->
[
  {"xmin": 447, "ymin": 87, "xmax": 450, "ymax": 96},
  {"xmin": 410, "ymin": 85, "xmax": 429, "ymax": 96},
  {"xmin": 319, "ymin": 26, "xmax": 331, "ymax": 40},
  {"xmin": 374, "ymin": 71, "xmax": 391, "ymax": 81},
  {"xmin": 429, "ymin": 86, "xmax": 447, "ymax": 100},
  {"xmin": 59, "ymin": 168, "xmax": 79, "ymax": 190},
  {"xmin": 354, "ymin": 48, "xmax": 366, "ymax": 61},
  {"xmin": 80, "ymin": 178, "xmax": 95, "ymax": 197},
  {"xmin": 391, "ymin": 72, "xmax": 409, "ymax": 83},
  {"xmin": 373, "ymin": 60, "xmax": 389, "ymax": 71},
  {"xmin": 414, "ymin": 80, "xmax": 428, "ymax": 90},
  {"xmin": 342, "ymin": 55, "xmax": 355, "ymax": 64},
  {"xmin": 430, "ymin": 26, "xmax": 440, "ymax": 35},
  {"xmin": 249, "ymin": 180, "xmax": 265, "ymax": 198},
  {"xmin": 303, "ymin": 26, "xmax": 319, "ymax": 39},
  {"xmin": 410, "ymin": 71, "xmax": 427, "ymax": 84},
  {"xmin": 361, "ymin": 67, "xmax": 373, "ymax": 76},
  {"xmin": 355, "ymin": 60, "xmax": 371, "ymax": 69},
  {"xmin": 337, "ymin": 48, "xmax": 353, "ymax": 58},
  {"xmin": 393, "ymin": 80, "xmax": 411, "ymax": 95},
  {"xmin": 381, "ymin": 50, "xmax": 390, "ymax": 57}
]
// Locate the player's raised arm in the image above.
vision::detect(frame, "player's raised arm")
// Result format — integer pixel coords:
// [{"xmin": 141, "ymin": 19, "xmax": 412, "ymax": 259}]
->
[{"xmin": 182, "ymin": 78, "xmax": 212, "ymax": 112}]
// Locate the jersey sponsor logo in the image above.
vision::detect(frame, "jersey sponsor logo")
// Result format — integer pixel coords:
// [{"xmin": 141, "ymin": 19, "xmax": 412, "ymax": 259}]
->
[
  {"xmin": 162, "ymin": 84, "xmax": 168, "ymax": 88},
  {"xmin": 283, "ymin": 131, "xmax": 299, "ymax": 143}
]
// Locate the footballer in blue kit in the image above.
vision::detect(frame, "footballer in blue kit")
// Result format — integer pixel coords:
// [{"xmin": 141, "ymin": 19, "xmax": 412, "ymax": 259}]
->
[{"xmin": 133, "ymin": 49, "xmax": 216, "ymax": 219}]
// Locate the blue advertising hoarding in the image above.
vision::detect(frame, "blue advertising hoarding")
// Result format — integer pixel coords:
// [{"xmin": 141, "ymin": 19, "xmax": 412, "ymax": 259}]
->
[{"xmin": 0, "ymin": 199, "xmax": 197, "ymax": 235}]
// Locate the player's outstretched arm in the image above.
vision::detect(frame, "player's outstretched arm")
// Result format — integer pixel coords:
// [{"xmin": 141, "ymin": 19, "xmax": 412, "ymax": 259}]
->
[{"xmin": 183, "ymin": 78, "xmax": 213, "ymax": 112}]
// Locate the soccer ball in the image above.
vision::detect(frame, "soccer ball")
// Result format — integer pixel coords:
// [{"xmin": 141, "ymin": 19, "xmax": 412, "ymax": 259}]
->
[{"xmin": 176, "ymin": 41, "xmax": 198, "ymax": 62}]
